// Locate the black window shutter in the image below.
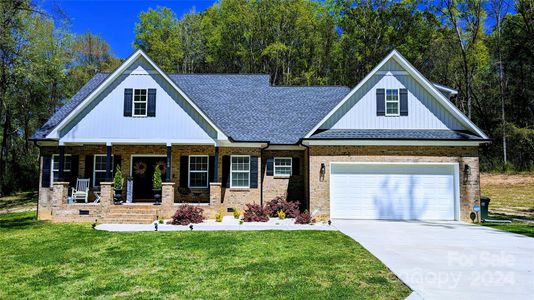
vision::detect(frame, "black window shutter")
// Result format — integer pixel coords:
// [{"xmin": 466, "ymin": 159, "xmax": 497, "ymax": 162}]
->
[
  {"xmin": 124, "ymin": 88, "xmax": 133, "ymax": 117},
  {"xmin": 250, "ymin": 156, "xmax": 258, "ymax": 188},
  {"xmin": 179, "ymin": 156, "xmax": 189, "ymax": 188},
  {"xmin": 400, "ymin": 88, "xmax": 408, "ymax": 116},
  {"xmin": 292, "ymin": 157, "xmax": 300, "ymax": 176},
  {"xmin": 113, "ymin": 155, "xmax": 122, "ymax": 175},
  {"xmin": 147, "ymin": 89, "xmax": 156, "ymax": 117},
  {"xmin": 222, "ymin": 155, "xmax": 230, "ymax": 188},
  {"xmin": 84, "ymin": 155, "xmax": 94, "ymax": 185},
  {"xmin": 376, "ymin": 88, "xmax": 385, "ymax": 116},
  {"xmin": 266, "ymin": 157, "xmax": 274, "ymax": 176},
  {"xmin": 41, "ymin": 155, "xmax": 52, "ymax": 188},
  {"xmin": 69, "ymin": 155, "xmax": 79, "ymax": 187},
  {"xmin": 209, "ymin": 156, "xmax": 215, "ymax": 182}
]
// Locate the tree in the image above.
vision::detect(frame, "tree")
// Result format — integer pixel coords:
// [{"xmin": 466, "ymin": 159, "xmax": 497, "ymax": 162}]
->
[
  {"xmin": 133, "ymin": 6, "xmax": 182, "ymax": 73},
  {"xmin": 67, "ymin": 33, "xmax": 121, "ymax": 97},
  {"xmin": 437, "ymin": 0, "xmax": 488, "ymax": 118}
]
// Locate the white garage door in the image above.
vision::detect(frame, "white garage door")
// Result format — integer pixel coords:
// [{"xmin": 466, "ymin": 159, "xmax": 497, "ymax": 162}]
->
[{"xmin": 330, "ymin": 163, "xmax": 458, "ymax": 220}]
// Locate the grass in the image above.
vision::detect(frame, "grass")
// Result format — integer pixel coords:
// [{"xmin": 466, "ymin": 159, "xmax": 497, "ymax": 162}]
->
[
  {"xmin": 0, "ymin": 211, "xmax": 410, "ymax": 299},
  {"xmin": 0, "ymin": 191, "xmax": 37, "ymax": 214},
  {"xmin": 480, "ymin": 173, "xmax": 534, "ymax": 220},
  {"xmin": 482, "ymin": 222, "xmax": 534, "ymax": 238},
  {"xmin": 480, "ymin": 173, "xmax": 534, "ymax": 238}
]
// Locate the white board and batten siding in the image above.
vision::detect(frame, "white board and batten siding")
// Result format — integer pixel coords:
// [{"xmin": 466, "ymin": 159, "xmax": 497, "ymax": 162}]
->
[
  {"xmin": 330, "ymin": 163, "xmax": 459, "ymax": 220},
  {"xmin": 320, "ymin": 59, "xmax": 467, "ymax": 131},
  {"xmin": 59, "ymin": 57, "xmax": 218, "ymax": 144}
]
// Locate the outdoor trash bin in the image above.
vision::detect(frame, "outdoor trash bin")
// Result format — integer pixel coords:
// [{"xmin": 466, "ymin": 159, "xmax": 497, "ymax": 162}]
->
[{"xmin": 480, "ymin": 196, "xmax": 491, "ymax": 220}]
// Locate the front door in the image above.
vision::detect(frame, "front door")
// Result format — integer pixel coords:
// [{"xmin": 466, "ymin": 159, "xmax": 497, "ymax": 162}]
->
[{"xmin": 131, "ymin": 156, "xmax": 166, "ymax": 202}]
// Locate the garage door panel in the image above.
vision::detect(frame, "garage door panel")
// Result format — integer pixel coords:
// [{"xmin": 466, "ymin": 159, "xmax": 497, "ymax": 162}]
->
[{"xmin": 330, "ymin": 164, "xmax": 457, "ymax": 220}]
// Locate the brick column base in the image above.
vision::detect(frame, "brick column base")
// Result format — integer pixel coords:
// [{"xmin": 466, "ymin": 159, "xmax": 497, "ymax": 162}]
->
[
  {"xmin": 100, "ymin": 182, "xmax": 113, "ymax": 211},
  {"xmin": 162, "ymin": 182, "xmax": 175, "ymax": 207},
  {"xmin": 209, "ymin": 182, "xmax": 222, "ymax": 206},
  {"xmin": 52, "ymin": 182, "xmax": 69, "ymax": 209}
]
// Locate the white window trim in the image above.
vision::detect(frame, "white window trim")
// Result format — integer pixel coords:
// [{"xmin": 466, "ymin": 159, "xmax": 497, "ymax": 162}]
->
[
  {"xmin": 132, "ymin": 88, "xmax": 148, "ymax": 117},
  {"xmin": 230, "ymin": 155, "xmax": 251, "ymax": 188},
  {"xmin": 93, "ymin": 154, "xmax": 114, "ymax": 187},
  {"xmin": 274, "ymin": 157, "xmax": 292, "ymax": 177},
  {"xmin": 51, "ymin": 154, "xmax": 72, "ymax": 185},
  {"xmin": 385, "ymin": 88, "xmax": 400, "ymax": 117},
  {"xmin": 188, "ymin": 155, "xmax": 209, "ymax": 188}
]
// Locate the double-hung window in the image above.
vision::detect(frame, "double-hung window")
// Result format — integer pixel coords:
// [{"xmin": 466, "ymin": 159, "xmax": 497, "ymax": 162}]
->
[
  {"xmin": 133, "ymin": 89, "xmax": 148, "ymax": 117},
  {"xmin": 274, "ymin": 157, "xmax": 292, "ymax": 176},
  {"xmin": 230, "ymin": 155, "xmax": 250, "ymax": 188},
  {"xmin": 385, "ymin": 89, "xmax": 400, "ymax": 116},
  {"xmin": 93, "ymin": 155, "xmax": 113, "ymax": 187},
  {"xmin": 189, "ymin": 156, "xmax": 209, "ymax": 188},
  {"xmin": 51, "ymin": 154, "xmax": 72, "ymax": 184}
]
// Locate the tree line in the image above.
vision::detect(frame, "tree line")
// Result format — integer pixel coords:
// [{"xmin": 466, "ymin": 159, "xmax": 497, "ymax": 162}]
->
[{"xmin": 0, "ymin": 0, "xmax": 532, "ymax": 195}]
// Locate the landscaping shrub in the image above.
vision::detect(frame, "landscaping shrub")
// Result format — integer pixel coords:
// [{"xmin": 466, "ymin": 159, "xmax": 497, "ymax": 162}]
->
[
  {"xmin": 168, "ymin": 205, "xmax": 204, "ymax": 225},
  {"xmin": 243, "ymin": 203, "xmax": 269, "ymax": 222},
  {"xmin": 215, "ymin": 210, "xmax": 223, "ymax": 222},
  {"xmin": 233, "ymin": 208, "xmax": 241, "ymax": 219},
  {"xmin": 264, "ymin": 197, "xmax": 300, "ymax": 218},
  {"xmin": 295, "ymin": 210, "xmax": 315, "ymax": 224}
]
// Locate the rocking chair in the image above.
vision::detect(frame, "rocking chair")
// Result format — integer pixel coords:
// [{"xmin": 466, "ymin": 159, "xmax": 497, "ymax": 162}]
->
[{"xmin": 71, "ymin": 178, "xmax": 90, "ymax": 203}]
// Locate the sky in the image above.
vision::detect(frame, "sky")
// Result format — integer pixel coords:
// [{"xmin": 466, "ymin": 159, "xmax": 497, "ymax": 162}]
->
[{"xmin": 41, "ymin": 0, "xmax": 218, "ymax": 58}]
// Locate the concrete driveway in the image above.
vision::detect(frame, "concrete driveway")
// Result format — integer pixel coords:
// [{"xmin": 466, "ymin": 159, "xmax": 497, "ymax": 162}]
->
[{"xmin": 334, "ymin": 220, "xmax": 534, "ymax": 300}]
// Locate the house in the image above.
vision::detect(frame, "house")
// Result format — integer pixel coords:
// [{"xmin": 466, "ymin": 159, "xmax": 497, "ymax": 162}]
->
[{"xmin": 32, "ymin": 49, "xmax": 489, "ymax": 223}]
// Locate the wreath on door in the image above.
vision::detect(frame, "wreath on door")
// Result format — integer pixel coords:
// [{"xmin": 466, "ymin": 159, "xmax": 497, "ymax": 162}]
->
[
  {"xmin": 134, "ymin": 161, "xmax": 147, "ymax": 176},
  {"xmin": 155, "ymin": 160, "xmax": 166, "ymax": 176}
]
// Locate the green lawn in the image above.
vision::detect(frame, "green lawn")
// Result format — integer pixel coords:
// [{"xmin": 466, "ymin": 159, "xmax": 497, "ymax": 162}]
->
[
  {"xmin": 0, "ymin": 211, "xmax": 410, "ymax": 299},
  {"xmin": 482, "ymin": 221, "xmax": 534, "ymax": 238}
]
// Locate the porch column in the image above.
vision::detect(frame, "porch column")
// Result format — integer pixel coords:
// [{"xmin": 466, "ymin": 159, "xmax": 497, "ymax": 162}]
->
[
  {"xmin": 105, "ymin": 144, "xmax": 112, "ymax": 181},
  {"xmin": 166, "ymin": 144, "xmax": 171, "ymax": 182},
  {"xmin": 213, "ymin": 146, "xmax": 219, "ymax": 182},
  {"xmin": 58, "ymin": 145, "xmax": 65, "ymax": 181}
]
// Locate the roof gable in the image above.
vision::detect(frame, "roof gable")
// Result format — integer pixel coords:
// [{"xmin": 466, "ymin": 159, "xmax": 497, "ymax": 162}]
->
[
  {"xmin": 43, "ymin": 49, "xmax": 228, "ymax": 141},
  {"xmin": 304, "ymin": 50, "xmax": 488, "ymax": 139}
]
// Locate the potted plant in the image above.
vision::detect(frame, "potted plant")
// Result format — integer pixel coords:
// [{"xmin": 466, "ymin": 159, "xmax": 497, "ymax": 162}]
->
[
  {"xmin": 113, "ymin": 165, "xmax": 123, "ymax": 205},
  {"xmin": 153, "ymin": 165, "xmax": 162, "ymax": 205}
]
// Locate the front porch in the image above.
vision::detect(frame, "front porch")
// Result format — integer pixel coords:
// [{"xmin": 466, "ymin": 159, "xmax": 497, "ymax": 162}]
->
[{"xmin": 38, "ymin": 144, "xmax": 224, "ymax": 223}]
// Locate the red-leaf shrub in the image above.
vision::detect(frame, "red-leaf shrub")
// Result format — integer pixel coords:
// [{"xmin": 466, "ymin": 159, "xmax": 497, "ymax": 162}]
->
[
  {"xmin": 168, "ymin": 205, "xmax": 204, "ymax": 225},
  {"xmin": 264, "ymin": 197, "xmax": 300, "ymax": 218},
  {"xmin": 295, "ymin": 210, "xmax": 315, "ymax": 224},
  {"xmin": 243, "ymin": 203, "xmax": 269, "ymax": 222}
]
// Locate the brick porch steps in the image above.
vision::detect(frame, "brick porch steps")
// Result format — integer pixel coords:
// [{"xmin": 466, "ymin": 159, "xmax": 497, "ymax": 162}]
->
[
  {"xmin": 103, "ymin": 205, "xmax": 160, "ymax": 224},
  {"xmin": 101, "ymin": 218, "xmax": 155, "ymax": 224}
]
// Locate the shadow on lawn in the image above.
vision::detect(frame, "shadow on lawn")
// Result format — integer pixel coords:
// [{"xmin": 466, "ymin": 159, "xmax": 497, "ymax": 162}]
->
[
  {"xmin": 0, "ymin": 191, "xmax": 38, "ymax": 210},
  {"xmin": 0, "ymin": 212, "xmax": 40, "ymax": 229}
]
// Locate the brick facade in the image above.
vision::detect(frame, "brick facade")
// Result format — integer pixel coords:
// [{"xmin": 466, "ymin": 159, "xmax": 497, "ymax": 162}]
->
[
  {"xmin": 308, "ymin": 145, "xmax": 480, "ymax": 222},
  {"xmin": 38, "ymin": 145, "xmax": 306, "ymax": 221},
  {"xmin": 38, "ymin": 144, "xmax": 480, "ymax": 223}
]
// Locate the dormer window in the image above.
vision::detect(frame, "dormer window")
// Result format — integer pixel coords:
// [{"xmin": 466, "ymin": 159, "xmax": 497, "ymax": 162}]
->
[
  {"xmin": 385, "ymin": 89, "xmax": 399, "ymax": 116},
  {"xmin": 133, "ymin": 89, "xmax": 148, "ymax": 117}
]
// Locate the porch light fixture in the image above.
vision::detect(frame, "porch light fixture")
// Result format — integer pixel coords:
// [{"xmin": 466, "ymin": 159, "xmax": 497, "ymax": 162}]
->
[
  {"xmin": 320, "ymin": 163, "xmax": 326, "ymax": 181},
  {"xmin": 464, "ymin": 164, "xmax": 471, "ymax": 182}
]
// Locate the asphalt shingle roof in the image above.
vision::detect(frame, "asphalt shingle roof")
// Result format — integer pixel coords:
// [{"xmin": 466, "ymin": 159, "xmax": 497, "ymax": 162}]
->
[
  {"xmin": 307, "ymin": 129, "xmax": 485, "ymax": 140},
  {"xmin": 33, "ymin": 73, "xmax": 483, "ymax": 144},
  {"xmin": 33, "ymin": 73, "xmax": 351, "ymax": 144},
  {"xmin": 170, "ymin": 74, "xmax": 350, "ymax": 144}
]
